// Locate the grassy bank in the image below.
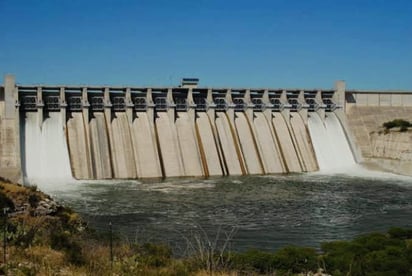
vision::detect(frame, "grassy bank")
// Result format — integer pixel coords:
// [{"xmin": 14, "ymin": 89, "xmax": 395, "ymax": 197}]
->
[{"xmin": 0, "ymin": 179, "xmax": 411, "ymax": 275}]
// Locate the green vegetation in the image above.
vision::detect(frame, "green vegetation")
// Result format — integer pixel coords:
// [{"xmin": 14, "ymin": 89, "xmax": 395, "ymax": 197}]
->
[
  {"xmin": 228, "ymin": 246, "xmax": 318, "ymax": 274},
  {"xmin": 383, "ymin": 119, "xmax": 411, "ymax": 132},
  {"xmin": 320, "ymin": 230, "xmax": 412, "ymax": 276},
  {"xmin": 0, "ymin": 179, "xmax": 412, "ymax": 275}
]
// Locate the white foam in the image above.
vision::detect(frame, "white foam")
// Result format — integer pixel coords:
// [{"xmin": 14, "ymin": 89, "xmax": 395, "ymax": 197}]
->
[
  {"xmin": 22, "ymin": 112, "xmax": 74, "ymax": 191},
  {"xmin": 308, "ymin": 112, "xmax": 356, "ymax": 172},
  {"xmin": 139, "ymin": 181, "xmax": 216, "ymax": 194}
]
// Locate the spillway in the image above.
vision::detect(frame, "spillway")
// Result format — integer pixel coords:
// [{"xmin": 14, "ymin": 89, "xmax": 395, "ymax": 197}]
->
[
  {"xmin": 234, "ymin": 112, "xmax": 263, "ymax": 174},
  {"xmin": 12, "ymin": 81, "xmax": 362, "ymax": 181},
  {"xmin": 289, "ymin": 113, "xmax": 318, "ymax": 172},
  {"xmin": 215, "ymin": 112, "xmax": 244, "ymax": 175},
  {"xmin": 195, "ymin": 113, "xmax": 223, "ymax": 176},
  {"xmin": 175, "ymin": 112, "xmax": 204, "ymax": 176},
  {"xmin": 252, "ymin": 113, "xmax": 285, "ymax": 173},
  {"xmin": 131, "ymin": 112, "xmax": 162, "ymax": 178},
  {"xmin": 89, "ymin": 113, "xmax": 112, "ymax": 179},
  {"xmin": 108, "ymin": 112, "xmax": 137, "ymax": 178},
  {"xmin": 308, "ymin": 112, "xmax": 356, "ymax": 172},
  {"xmin": 272, "ymin": 114, "xmax": 302, "ymax": 172},
  {"xmin": 22, "ymin": 112, "xmax": 72, "ymax": 182},
  {"xmin": 67, "ymin": 112, "xmax": 92, "ymax": 179},
  {"xmin": 155, "ymin": 112, "xmax": 185, "ymax": 177}
]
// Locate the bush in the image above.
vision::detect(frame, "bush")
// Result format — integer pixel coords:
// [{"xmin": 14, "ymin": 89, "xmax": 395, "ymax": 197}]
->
[
  {"xmin": 0, "ymin": 191, "xmax": 15, "ymax": 211},
  {"xmin": 363, "ymin": 246, "xmax": 410, "ymax": 275},
  {"xmin": 230, "ymin": 246, "xmax": 318, "ymax": 274},
  {"xmin": 141, "ymin": 243, "xmax": 172, "ymax": 267},
  {"xmin": 388, "ymin": 227, "xmax": 412, "ymax": 240},
  {"xmin": 9, "ymin": 224, "xmax": 37, "ymax": 248},
  {"xmin": 353, "ymin": 232, "xmax": 402, "ymax": 251},
  {"xmin": 50, "ymin": 230, "xmax": 85, "ymax": 265},
  {"xmin": 28, "ymin": 193, "xmax": 40, "ymax": 208},
  {"xmin": 274, "ymin": 246, "xmax": 318, "ymax": 273},
  {"xmin": 321, "ymin": 230, "xmax": 412, "ymax": 276},
  {"xmin": 321, "ymin": 240, "xmax": 367, "ymax": 275},
  {"xmin": 383, "ymin": 119, "xmax": 411, "ymax": 130},
  {"xmin": 28, "ymin": 185, "xmax": 38, "ymax": 192},
  {"xmin": 231, "ymin": 249, "xmax": 276, "ymax": 273}
]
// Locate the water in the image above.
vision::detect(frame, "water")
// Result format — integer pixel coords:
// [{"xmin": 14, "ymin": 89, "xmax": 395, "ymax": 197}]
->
[
  {"xmin": 308, "ymin": 113, "xmax": 356, "ymax": 172},
  {"xmin": 21, "ymin": 112, "xmax": 73, "ymax": 186},
  {"xmin": 45, "ymin": 172, "xmax": 412, "ymax": 255}
]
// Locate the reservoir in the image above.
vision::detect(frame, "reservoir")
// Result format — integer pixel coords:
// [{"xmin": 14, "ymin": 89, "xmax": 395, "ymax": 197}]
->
[{"xmin": 44, "ymin": 170, "xmax": 412, "ymax": 254}]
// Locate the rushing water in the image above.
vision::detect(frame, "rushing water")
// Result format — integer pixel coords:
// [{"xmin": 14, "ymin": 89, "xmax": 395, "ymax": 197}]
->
[
  {"xmin": 44, "ymin": 170, "xmax": 412, "ymax": 255},
  {"xmin": 21, "ymin": 112, "xmax": 73, "ymax": 184},
  {"xmin": 308, "ymin": 113, "xmax": 355, "ymax": 172}
]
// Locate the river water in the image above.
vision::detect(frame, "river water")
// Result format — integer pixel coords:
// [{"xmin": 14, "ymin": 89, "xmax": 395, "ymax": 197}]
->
[{"xmin": 43, "ymin": 169, "xmax": 412, "ymax": 255}]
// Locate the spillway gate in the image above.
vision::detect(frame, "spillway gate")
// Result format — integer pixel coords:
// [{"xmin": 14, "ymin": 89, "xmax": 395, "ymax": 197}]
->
[{"xmin": 16, "ymin": 86, "xmax": 341, "ymax": 114}]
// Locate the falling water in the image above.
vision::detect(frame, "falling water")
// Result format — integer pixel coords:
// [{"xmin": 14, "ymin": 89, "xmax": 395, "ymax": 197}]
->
[
  {"xmin": 308, "ymin": 112, "xmax": 356, "ymax": 172},
  {"xmin": 22, "ymin": 112, "xmax": 73, "ymax": 185}
]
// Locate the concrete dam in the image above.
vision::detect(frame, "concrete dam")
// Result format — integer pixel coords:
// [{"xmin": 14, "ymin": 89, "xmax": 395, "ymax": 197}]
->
[{"xmin": 1, "ymin": 75, "xmax": 412, "ymax": 183}]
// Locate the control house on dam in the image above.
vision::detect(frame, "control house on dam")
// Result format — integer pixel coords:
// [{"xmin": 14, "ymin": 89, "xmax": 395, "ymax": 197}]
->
[{"xmin": 1, "ymin": 75, "xmax": 412, "ymax": 183}]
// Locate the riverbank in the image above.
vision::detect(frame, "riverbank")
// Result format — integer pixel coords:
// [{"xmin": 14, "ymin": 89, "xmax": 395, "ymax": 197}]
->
[{"xmin": 1, "ymin": 178, "xmax": 412, "ymax": 275}]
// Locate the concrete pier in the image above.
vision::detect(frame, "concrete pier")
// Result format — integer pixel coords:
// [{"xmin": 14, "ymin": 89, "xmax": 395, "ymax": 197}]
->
[{"xmin": 0, "ymin": 75, "xmax": 21, "ymax": 182}]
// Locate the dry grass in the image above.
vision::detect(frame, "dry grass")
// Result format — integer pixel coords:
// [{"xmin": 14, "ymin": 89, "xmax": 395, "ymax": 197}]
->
[
  {"xmin": 3, "ymin": 245, "xmax": 72, "ymax": 275},
  {"xmin": 194, "ymin": 270, "xmax": 240, "ymax": 276},
  {"xmin": 0, "ymin": 181, "xmax": 49, "ymax": 210},
  {"xmin": 0, "ymin": 182, "xmax": 31, "ymax": 205}
]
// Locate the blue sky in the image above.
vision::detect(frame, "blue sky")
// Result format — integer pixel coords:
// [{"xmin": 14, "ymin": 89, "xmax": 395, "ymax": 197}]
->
[{"xmin": 1, "ymin": 0, "xmax": 411, "ymax": 89}]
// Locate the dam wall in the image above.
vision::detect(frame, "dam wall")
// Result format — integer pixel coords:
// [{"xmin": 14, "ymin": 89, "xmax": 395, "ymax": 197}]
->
[
  {"xmin": 345, "ymin": 90, "xmax": 412, "ymax": 176},
  {"xmin": 10, "ymin": 75, "xmax": 412, "ymax": 181},
  {"xmin": 10, "ymin": 81, "xmax": 353, "ymax": 181}
]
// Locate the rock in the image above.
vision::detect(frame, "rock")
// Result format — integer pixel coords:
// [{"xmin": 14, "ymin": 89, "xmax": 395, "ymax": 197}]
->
[{"xmin": 34, "ymin": 199, "xmax": 60, "ymax": 216}]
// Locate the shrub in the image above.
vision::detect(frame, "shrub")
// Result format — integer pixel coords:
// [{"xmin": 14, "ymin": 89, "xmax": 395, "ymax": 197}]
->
[
  {"xmin": 321, "ymin": 240, "xmax": 366, "ymax": 275},
  {"xmin": 353, "ymin": 232, "xmax": 403, "ymax": 251},
  {"xmin": 321, "ymin": 231, "xmax": 412, "ymax": 276},
  {"xmin": 28, "ymin": 193, "xmax": 40, "ymax": 208},
  {"xmin": 50, "ymin": 230, "xmax": 85, "ymax": 265},
  {"xmin": 274, "ymin": 246, "xmax": 318, "ymax": 273},
  {"xmin": 231, "ymin": 249, "xmax": 276, "ymax": 273},
  {"xmin": 363, "ymin": 246, "xmax": 410, "ymax": 275},
  {"xmin": 10, "ymin": 224, "xmax": 37, "ymax": 247},
  {"xmin": 388, "ymin": 227, "xmax": 412, "ymax": 240},
  {"xmin": 138, "ymin": 242, "xmax": 172, "ymax": 267},
  {"xmin": 28, "ymin": 185, "xmax": 38, "ymax": 192},
  {"xmin": 0, "ymin": 191, "xmax": 15, "ymax": 211},
  {"xmin": 383, "ymin": 119, "xmax": 411, "ymax": 130},
  {"xmin": 230, "ymin": 246, "xmax": 318, "ymax": 274}
]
